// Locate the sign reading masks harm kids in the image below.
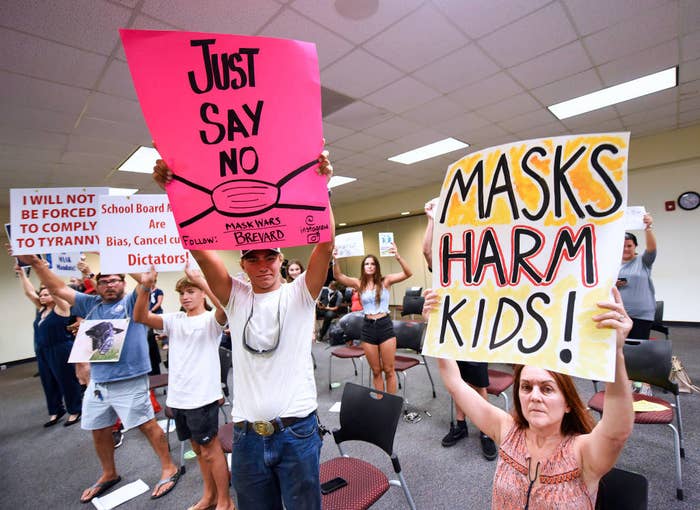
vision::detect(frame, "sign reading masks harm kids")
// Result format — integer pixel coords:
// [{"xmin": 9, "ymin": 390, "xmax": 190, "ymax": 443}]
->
[
  {"xmin": 120, "ymin": 29, "xmax": 330, "ymax": 251},
  {"xmin": 424, "ymin": 133, "xmax": 630, "ymax": 382}
]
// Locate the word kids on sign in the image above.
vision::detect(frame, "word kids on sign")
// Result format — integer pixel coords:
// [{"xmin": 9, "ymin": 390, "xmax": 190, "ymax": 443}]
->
[
  {"xmin": 120, "ymin": 29, "xmax": 330, "ymax": 251},
  {"xmin": 10, "ymin": 187, "xmax": 108, "ymax": 255},
  {"xmin": 98, "ymin": 194, "xmax": 190, "ymax": 273},
  {"xmin": 424, "ymin": 133, "xmax": 630, "ymax": 382}
]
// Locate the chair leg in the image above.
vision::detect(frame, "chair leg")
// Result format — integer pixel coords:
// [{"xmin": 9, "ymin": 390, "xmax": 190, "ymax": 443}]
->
[
  {"xmin": 673, "ymin": 395, "xmax": 685, "ymax": 458},
  {"xmin": 392, "ymin": 472, "xmax": 417, "ymax": 510},
  {"xmin": 178, "ymin": 439, "xmax": 187, "ymax": 475},
  {"xmin": 350, "ymin": 358, "xmax": 358, "ymax": 376},
  {"xmin": 668, "ymin": 423, "xmax": 683, "ymax": 500},
  {"xmin": 421, "ymin": 355, "xmax": 437, "ymax": 398},
  {"xmin": 502, "ymin": 392, "xmax": 510, "ymax": 411},
  {"xmin": 328, "ymin": 355, "xmax": 334, "ymax": 390}
]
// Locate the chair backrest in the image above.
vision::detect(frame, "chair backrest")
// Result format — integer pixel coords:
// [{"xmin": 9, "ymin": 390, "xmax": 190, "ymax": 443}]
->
[
  {"xmin": 596, "ymin": 467, "xmax": 648, "ymax": 510},
  {"xmin": 401, "ymin": 288, "xmax": 424, "ymax": 316},
  {"xmin": 393, "ymin": 320, "xmax": 425, "ymax": 352},
  {"xmin": 653, "ymin": 300, "xmax": 664, "ymax": 325},
  {"xmin": 333, "ymin": 383, "xmax": 405, "ymax": 457},
  {"xmin": 339, "ymin": 311, "xmax": 364, "ymax": 341},
  {"xmin": 623, "ymin": 339, "xmax": 678, "ymax": 393},
  {"xmin": 343, "ymin": 287, "xmax": 353, "ymax": 303},
  {"xmin": 318, "ymin": 286, "xmax": 329, "ymax": 304}
]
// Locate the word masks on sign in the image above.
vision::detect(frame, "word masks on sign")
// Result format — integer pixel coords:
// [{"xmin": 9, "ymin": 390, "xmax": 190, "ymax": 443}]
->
[
  {"xmin": 10, "ymin": 187, "xmax": 108, "ymax": 254},
  {"xmin": 424, "ymin": 133, "xmax": 629, "ymax": 382},
  {"xmin": 98, "ymin": 195, "xmax": 190, "ymax": 273},
  {"xmin": 120, "ymin": 29, "xmax": 330, "ymax": 251}
]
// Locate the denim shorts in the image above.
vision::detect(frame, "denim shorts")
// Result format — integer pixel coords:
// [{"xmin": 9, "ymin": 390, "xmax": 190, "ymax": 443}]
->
[
  {"xmin": 81, "ymin": 374, "xmax": 154, "ymax": 430},
  {"xmin": 232, "ymin": 411, "xmax": 322, "ymax": 510},
  {"xmin": 361, "ymin": 315, "xmax": 395, "ymax": 345}
]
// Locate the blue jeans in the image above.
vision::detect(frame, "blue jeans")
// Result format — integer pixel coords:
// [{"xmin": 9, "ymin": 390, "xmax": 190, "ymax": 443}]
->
[{"xmin": 232, "ymin": 412, "xmax": 322, "ymax": 510}]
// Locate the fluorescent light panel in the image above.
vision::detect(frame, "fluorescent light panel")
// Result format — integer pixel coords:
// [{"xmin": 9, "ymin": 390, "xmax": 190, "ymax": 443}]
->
[
  {"xmin": 328, "ymin": 175, "xmax": 356, "ymax": 189},
  {"xmin": 118, "ymin": 146, "xmax": 160, "ymax": 174},
  {"xmin": 548, "ymin": 67, "xmax": 678, "ymax": 120},
  {"xmin": 388, "ymin": 137, "xmax": 468, "ymax": 165}
]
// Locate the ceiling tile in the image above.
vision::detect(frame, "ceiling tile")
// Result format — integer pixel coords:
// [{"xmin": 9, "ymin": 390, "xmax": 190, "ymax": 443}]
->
[
  {"xmin": 508, "ymin": 41, "xmax": 592, "ymax": 89},
  {"xmin": 84, "ymin": 93, "xmax": 145, "ymax": 124},
  {"xmin": 433, "ymin": 0, "xmax": 550, "ymax": 40},
  {"xmin": 680, "ymin": 93, "xmax": 700, "ymax": 112},
  {"xmin": 497, "ymin": 108, "xmax": 558, "ymax": 133},
  {"xmin": 0, "ymin": 28, "xmax": 108, "ymax": 88},
  {"xmin": 1, "ymin": 0, "xmax": 131, "ymax": 55},
  {"xmin": 584, "ymin": 3, "xmax": 679, "ymax": 66},
  {"xmin": 67, "ymin": 135, "xmax": 135, "ymax": 157},
  {"xmin": 434, "ymin": 111, "xmax": 491, "ymax": 137},
  {"xmin": 615, "ymin": 88, "xmax": 678, "ymax": 116},
  {"xmin": 363, "ymin": 116, "xmax": 422, "ymax": 141},
  {"xmin": 324, "ymin": 101, "xmax": 393, "ymax": 131},
  {"xmin": 75, "ymin": 117, "xmax": 150, "ymax": 145},
  {"xmin": 412, "ymin": 44, "xmax": 500, "ymax": 94},
  {"xmin": 0, "ymin": 103, "xmax": 77, "ymax": 133},
  {"xmin": 363, "ymin": 4, "xmax": 467, "ymax": 73},
  {"xmin": 513, "ymin": 120, "xmax": 570, "ymax": 141},
  {"xmin": 621, "ymin": 101, "xmax": 677, "ymax": 126},
  {"xmin": 0, "ymin": 124, "xmax": 68, "ymax": 149},
  {"xmin": 680, "ymin": 57, "xmax": 700, "ymax": 84},
  {"xmin": 530, "ymin": 68, "xmax": 603, "ymax": 106},
  {"xmin": 333, "ymin": 132, "xmax": 386, "ymax": 151},
  {"xmin": 289, "ymin": 0, "xmax": 423, "ymax": 45},
  {"xmin": 0, "ymin": 71, "xmax": 90, "ymax": 114},
  {"xmin": 258, "ymin": 8, "xmax": 354, "ymax": 69},
  {"xmin": 561, "ymin": 107, "xmax": 621, "ymax": 132},
  {"xmin": 448, "ymin": 72, "xmax": 523, "ymax": 110},
  {"xmin": 322, "ymin": 122, "xmax": 355, "ymax": 143},
  {"xmin": 364, "ymin": 76, "xmax": 441, "ymax": 114},
  {"xmin": 679, "ymin": 107, "xmax": 700, "ymax": 124},
  {"xmin": 321, "ymin": 48, "xmax": 403, "ymax": 98},
  {"xmin": 142, "ymin": 0, "xmax": 281, "ymax": 34},
  {"xmin": 97, "ymin": 60, "xmax": 137, "ymax": 100},
  {"xmin": 563, "ymin": 0, "xmax": 671, "ymax": 36},
  {"xmin": 598, "ymin": 40, "xmax": 678, "ymax": 87},
  {"xmin": 629, "ymin": 114, "xmax": 677, "ymax": 137},
  {"xmin": 682, "ymin": 30, "xmax": 700, "ymax": 62},
  {"xmin": 113, "ymin": 14, "xmax": 182, "ymax": 61},
  {"xmin": 478, "ymin": 2, "xmax": 577, "ymax": 67},
  {"xmin": 476, "ymin": 92, "xmax": 541, "ymax": 123},
  {"xmin": 680, "ymin": 0, "xmax": 700, "ymax": 34},
  {"xmin": 0, "ymin": 144, "xmax": 63, "ymax": 164},
  {"xmin": 401, "ymin": 96, "xmax": 465, "ymax": 125}
]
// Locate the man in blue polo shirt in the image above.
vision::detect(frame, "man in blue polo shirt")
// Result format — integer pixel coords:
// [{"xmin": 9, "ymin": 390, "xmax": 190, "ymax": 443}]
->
[{"xmin": 17, "ymin": 255, "xmax": 179, "ymax": 503}]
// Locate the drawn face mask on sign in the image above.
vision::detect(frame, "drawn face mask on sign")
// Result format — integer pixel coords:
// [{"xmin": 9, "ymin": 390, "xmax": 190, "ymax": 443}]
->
[{"xmin": 172, "ymin": 158, "xmax": 327, "ymax": 227}]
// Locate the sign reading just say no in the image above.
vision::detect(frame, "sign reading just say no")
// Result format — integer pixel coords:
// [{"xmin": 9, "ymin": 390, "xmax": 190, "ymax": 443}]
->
[
  {"xmin": 424, "ymin": 133, "xmax": 629, "ymax": 381},
  {"xmin": 120, "ymin": 29, "xmax": 330, "ymax": 251}
]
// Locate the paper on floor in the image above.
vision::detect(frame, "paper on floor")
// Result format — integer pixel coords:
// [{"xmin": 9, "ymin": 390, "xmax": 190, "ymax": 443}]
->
[
  {"xmin": 329, "ymin": 402, "xmax": 341, "ymax": 413},
  {"xmin": 92, "ymin": 479, "xmax": 149, "ymax": 510}
]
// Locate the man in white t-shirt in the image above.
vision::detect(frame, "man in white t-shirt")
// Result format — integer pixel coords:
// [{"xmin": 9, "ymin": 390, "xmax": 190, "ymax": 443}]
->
[
  {"xmin": 153, "ymin": 151, "xmax": 334, "ymax": 510},
  {"xmin": 134, "ymin": 266, "xmax": 233, "ymax": 510}
]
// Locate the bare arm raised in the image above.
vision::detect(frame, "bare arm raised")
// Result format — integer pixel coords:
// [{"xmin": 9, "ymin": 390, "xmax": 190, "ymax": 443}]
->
[
  {"xmin": 15, "ymin": 253, "xmax": 76, "ymax": 305},
  {"xmin": 133, "ymin": 267, "xmax": 164, "ymax": 330},
  {"xmin": 578, "ymin": 287, "xmax": 634, "ymax": 488},
  {"xmin": 185, "ymin": 263, "xmax": 227, "ymax": 325},
  {"xmin": 382, "ymin": 243, "xmax": 412, "ymax": 286},
  {"xmin": 332, "ymin": 249, "xmax": 360, "ymax": 290},
  {"xmin": 16, "ymin": 264, "xmax": 41, "ymax": 308}
]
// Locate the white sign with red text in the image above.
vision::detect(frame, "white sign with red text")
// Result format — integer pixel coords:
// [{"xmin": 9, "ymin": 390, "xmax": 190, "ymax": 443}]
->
[
  {"xmin": 98, "ymin": 194, "xmax": 190, "ymax": 273},
  {"xmin": 10, "ymin": 187, "xmax": 108, "ymax": 255}
]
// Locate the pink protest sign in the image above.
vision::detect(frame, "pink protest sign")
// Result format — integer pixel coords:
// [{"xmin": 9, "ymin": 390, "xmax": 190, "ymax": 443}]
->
[{"xmin": 120, "ymin": 29, "xmax": 329, "ymax": 251}]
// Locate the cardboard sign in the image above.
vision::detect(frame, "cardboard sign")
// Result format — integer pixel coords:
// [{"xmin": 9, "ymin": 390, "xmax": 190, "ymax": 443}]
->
[
  {"xmin": 69, "ymin": 318, "xmax": 129, "ymax": 363},
  {"xmin": 624, "ymin": 205, "xmax": 647, "ymax": 231},
  {"xmin": 120, "ymin": 29, "xmax": 329, "ymax": 251},
  {"xmin": 10, "ymin": 187, "xmax": 108, "ymax": 255},
  {"xmin": 335, "ymin": 231, "xmax": 365, "ymax": 258},
  {"xmin": 424, "ymin": 133, "xmax": 630, "ymax": 382},
  {"xmin": 98, "ymin": 195, "xmax": 190, "ymax": 273}
]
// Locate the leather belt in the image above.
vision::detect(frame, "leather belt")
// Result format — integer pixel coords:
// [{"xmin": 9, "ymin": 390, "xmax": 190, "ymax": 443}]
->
[{"xmin": 233, "ymin": 412, "xmax": 314, "ymax": 437}]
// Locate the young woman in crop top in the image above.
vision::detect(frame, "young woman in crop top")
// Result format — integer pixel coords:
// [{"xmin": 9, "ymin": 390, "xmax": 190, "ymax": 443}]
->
[{"xmin": 332, "ymin": 243, "xmax": 412, "ymax": 393}]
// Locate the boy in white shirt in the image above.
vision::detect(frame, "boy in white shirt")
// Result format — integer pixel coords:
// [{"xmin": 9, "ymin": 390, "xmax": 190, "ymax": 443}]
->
[{"xmin": 135, "ymin": 265, "xmax": 233, "ymax": 510}]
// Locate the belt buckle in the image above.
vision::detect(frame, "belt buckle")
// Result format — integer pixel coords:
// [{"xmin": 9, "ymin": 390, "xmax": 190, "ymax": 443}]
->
[{"xmin": 252, "ymin": 420, "xmax": 274, "ymax": 436}]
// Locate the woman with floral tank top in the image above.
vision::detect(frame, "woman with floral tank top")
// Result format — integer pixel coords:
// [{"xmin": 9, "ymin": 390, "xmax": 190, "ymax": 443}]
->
[{"xmin": 423, "ymin": 287, "xmax": 634, "ymax": 509}]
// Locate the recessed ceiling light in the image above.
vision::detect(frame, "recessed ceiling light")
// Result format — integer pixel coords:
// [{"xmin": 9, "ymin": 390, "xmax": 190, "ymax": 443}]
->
[
  {"xmin": 388, "ymin": 137, "xmax": 469, "ymax": 165},
  {"xmin": 400, "ymin": 211, "xmax": 410, "ymax": 215},
  {"xmin": 109, "ymin": 188, "xmax": 138, "ymax": 196},
  {"xmin": 118, "ymin": 146, "xmax": 160, "ymax": 174},
  {"xmin": 338, "ymin": 222, "xmax": 348, "ymax": 227},
  {"xmin": 328, "ymin": 176, "xmax": 357, "ymax": 189},
  {"xmin": 548, "ymin": 67, "xmax": 678, "ymax": 120}
]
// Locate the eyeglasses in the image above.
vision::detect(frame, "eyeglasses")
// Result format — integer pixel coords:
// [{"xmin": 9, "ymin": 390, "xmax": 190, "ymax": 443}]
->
[
  {"xmin": 97, "ymin": 278, "xmax": 124, "ymax": 286},
  {"xmin": 242, "ymin": 295, "xmax": 281, "ymax": 355}
]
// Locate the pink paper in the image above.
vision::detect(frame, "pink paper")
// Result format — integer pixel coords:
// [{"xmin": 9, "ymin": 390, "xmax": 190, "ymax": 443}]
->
[{"xmin": 120, "ymin": 29, "xmax": 329, "ymax": 251}]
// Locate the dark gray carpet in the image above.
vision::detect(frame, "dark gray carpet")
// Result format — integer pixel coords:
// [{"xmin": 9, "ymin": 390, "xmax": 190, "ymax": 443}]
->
[{"xmin": 1, "ymin": 325, "xmax": 698, "ymax": 509}]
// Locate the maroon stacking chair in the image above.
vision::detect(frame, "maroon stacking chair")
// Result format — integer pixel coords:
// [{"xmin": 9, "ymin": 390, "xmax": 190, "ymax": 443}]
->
[
  {"xmin": 588, "ymin": 339, "xmax": 684, "ymax": 500},
  {"xmin": 328, "ymin": 312, "xmax": 365, "ymax": 390},
  {"xmin": 320, "ymin": 383, "xmax": 416, "ymax": 510},
  {"xmin": 486, "ymin": 368, "xmax": 514, "ymax": 410}
]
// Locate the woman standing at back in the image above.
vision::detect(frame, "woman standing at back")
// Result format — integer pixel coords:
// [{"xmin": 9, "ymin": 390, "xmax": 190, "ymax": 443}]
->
[{"xmin": 333, "ymin": 244, "xmax": 411, "ymax": 393}]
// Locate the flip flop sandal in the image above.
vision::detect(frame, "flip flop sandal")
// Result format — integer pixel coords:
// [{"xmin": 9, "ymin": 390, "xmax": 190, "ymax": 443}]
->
[
  {"xmin": 151, "ymin": 471, "xmax": 180, "ymax": 499},
  {"xmin": 80, "ymin": 476, "xmax": 122, "ymax": 504}
]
